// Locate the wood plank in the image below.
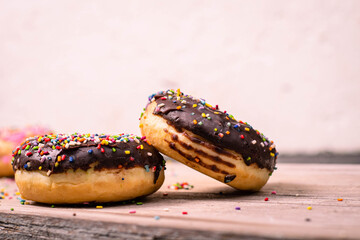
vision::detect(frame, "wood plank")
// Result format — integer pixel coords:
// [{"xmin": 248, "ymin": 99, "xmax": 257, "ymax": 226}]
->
[{"xmin": 1, "ymin": 162, "xmax": 360, "ymax": 239}]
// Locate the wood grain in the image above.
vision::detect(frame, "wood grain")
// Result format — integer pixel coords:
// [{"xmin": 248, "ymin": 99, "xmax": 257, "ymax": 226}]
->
[{"xmin": 1, "ymin": 162, "xmax": 360, "ymax": 239}]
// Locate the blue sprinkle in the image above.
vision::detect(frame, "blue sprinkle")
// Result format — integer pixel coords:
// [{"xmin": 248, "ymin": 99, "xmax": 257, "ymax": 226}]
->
[
  {"xmin": 69, "ymin": 156, "xmax": 74, "ymax": 163},
  {"xmin": 24, "ymin": 164, "xmax": 28, "ymax": 169},
  {"xmin": 154, "ymin": 216, "xmax": 160, "ymax": 220},
  {"xmin": 234, "ymin": 124, "xmax": 239, "ymax": 128},
  {"xmin": 117, "ymin": 137, "xmax": 121, "ymax": 140},
  {"xmin": 100, "ymin": 135, "xmax": 106, "ymax": 138},
  {"xmin": 191, "ymin": 112, "xmax": 195, "ymax": 115},
  {"xmin": 122, "ymin": 178, "xmax": 124, "ymax": 180},
  {"xmin": 88, "ymin": 149, "xmax": 93, "ymax": 154},
  {"xmin": 47, "ymin": 157, "xmax": 52, "ymax": 160},
  {"xmin": 145, "ymin": 165, "xmax": 150, "ymax": 172}
]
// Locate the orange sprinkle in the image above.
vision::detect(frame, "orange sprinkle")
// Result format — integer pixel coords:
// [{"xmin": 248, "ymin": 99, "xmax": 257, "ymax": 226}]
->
[
  {"xmin": 118, "ymin": 165, "xmax": 123, "ymax": 169},
  {"xmin": 193, "ymin": 119, "xmax": 197, "ymax": 124},
  {"xmin": 337, "ymin": 198, "xmax": 343, "ymax": 201},
  {"xmin": 194, "ymin": 157, "xmax": 200, "ymax": 163},
  {"xmin": 176, "ymin": 106, "xmax": 181, "ymax": 110},
  {"xmin": 226, "ymin": 131, "xmax": 230, "ymax": 135}
]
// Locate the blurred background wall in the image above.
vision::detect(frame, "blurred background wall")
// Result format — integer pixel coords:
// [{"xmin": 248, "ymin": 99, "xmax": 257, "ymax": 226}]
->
[{"xmin": 0, "ymin": 0, "xmax": 359, "ymax": 154}]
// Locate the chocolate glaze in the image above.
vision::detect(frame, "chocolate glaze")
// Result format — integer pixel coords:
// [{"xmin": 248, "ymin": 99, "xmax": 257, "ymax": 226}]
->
[
  {"xmin": 12, "ymin": 134, "xmax": 165, "ymax": 184},
  {"xmin": 148, "ymin": 90, "xmax": 277, "ymax": 171}
]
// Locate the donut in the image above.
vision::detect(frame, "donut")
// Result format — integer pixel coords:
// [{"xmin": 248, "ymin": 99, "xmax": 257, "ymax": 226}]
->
[
  {"xmin": 0, "ymin": 126, "xmax": 52, "ymax": 177},
  {"xmin": 140, "ymin": 89, "xmax": 278, "ymax": 191},
  {"xmin": 12, "ymin": 133, "xmax": 165, "ymax": 204}
]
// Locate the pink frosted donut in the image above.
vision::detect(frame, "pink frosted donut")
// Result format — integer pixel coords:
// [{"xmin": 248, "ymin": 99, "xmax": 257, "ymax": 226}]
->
[{"xmin": 0, "ymin": 126, "xmax": 52, "ymax": 177}]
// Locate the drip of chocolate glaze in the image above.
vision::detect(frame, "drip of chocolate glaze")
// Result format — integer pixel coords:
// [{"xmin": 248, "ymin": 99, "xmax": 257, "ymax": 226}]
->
[
  {"xmin": 12, "ymin": 138, "xmax": 165, "ymax": 184},
  {"xmin": 150, "ymin": 91, "xmax": 277, "ymax": 171}
]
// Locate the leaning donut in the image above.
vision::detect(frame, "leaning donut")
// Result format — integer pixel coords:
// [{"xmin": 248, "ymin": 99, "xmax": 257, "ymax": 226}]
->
[
  {"xmin": 12, "ymin": 133, "xmax": 165, "ymax": 204},
  {"xmin": 140, "ymin": 89, "xmax": 278, "ymax": 191}
]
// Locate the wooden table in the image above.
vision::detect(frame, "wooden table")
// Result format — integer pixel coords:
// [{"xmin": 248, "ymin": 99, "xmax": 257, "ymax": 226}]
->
[{"xmin": 1, "ymin": 161, "xmax": 360, "ymax": 239}]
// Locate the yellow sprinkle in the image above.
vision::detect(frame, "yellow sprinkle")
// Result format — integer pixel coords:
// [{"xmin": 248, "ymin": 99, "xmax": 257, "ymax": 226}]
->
[
  {"xmin": 245, "ymin": 127, "xmax": 250, "ymax": 131},
  {"xmin": 270, "ymin": 153, "xmax": 275, "ymax": 157},
  {"xmin": 139, "ymin": 123, "xmax": 143, "ymax": 128},
  {"xmin": 125, "ymin": 150, "xmax": 131, "ymax": 154},
  {"xmin": 214, "ymin": 112, "xmax": 220, "ymax": 115},
  {"xmin": 38, "ymin": 137, "xmax": 43, "ymax": 142},
  {"xmin": 226, "ymin": 131, "xmax": 230, "ymax": 135},
  {"xmin": 193, "ymin": 120, "xmax": 197, "ymax": 124},
  {"xmin": 38, "ymin": 166, "xmax": 42, "ymax": 170},
  {"xmin": 205, "ymin": 103, "xmax": 212, "ymax": 108},
  {"xmin": 193, "ymin": 104, "xmax": 197, "ymax": 108},
  {"xmin": 177, "ymin": 88, "xmax": 181, "ymax": 97},
  {"xmin": 96, "ymin": 206, "xmax": 103, "ymax": 209},
  {"xmin": 140, "ymin": 145, "xmax": 144, "ymax": 150},
  {"xmin": 307, "ymin": 206, "xmax": 312, "ymax": 210},
  {"xmin": 201, "ymin": 113, "xmax": 206, "ymax": 118},
  {"xmin": 55, "ymin": 162, "xmax": 59, "ymax": 167},
  {"xmin": 214, "ymin": 128, "xmax": 218, "ymax": 132},
  {"xmin": 176, "ymin": 106, "xmax": 181, "ymax": 110},
  {"xmin": 101, "ymin": 140, "xmax": 109, "ymax": 145},
  {"xmin": 57, "ymin": 156, "xmax": 61, "ymax": 161},
  {"xmin": 15, "ymin": 192, "xmax": 20, "ymax": 196}
]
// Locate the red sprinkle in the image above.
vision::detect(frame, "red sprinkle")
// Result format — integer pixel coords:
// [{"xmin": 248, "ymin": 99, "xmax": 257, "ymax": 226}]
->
[
  {"xmin": 130, "ymin": 157, "xmax": 135, "ymax": 161},
  {"xmin": 129, "ymin": 210, "xmax": 136, "ymax": 214},
  {"xmin": 271, "ymin": 191, "xmax": 277, "ymax": 195},
  {"xmin": 97, "ymin": 144, "xmax": 101, "ymax": 149},
  {"xmin": 264, "ymin": 197, "xmax": 269, "ymax": 201},
  {"xmin": 163, "ymin": 193, "xmax": 168, "ymax": 196},
  {"xmin": 61, "ymin": 155, "xmax": 66, "ymax": 161},
  {"xmin": 240, "ymin": 135, "xmax": 245, "ymax": 139},
  {"xmin": 26, "ymin": 152, "xmax": 32, "ymax": 157},
  {"xmin": 101, "ymin": 148, "xmax": 105, "ymax": 153},
  {"xmin": 56, "ymin": 146, "xmax": 62, "ymax": 150},
  {"xmin": 182, "ymin": 211, "xmax": 188, "ymax": 215}
]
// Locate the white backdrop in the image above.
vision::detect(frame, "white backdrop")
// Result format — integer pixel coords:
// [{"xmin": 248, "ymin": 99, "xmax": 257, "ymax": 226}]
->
[{"xmin": 1, "ymin": 0, "xmax": 359, "ymax": 154}]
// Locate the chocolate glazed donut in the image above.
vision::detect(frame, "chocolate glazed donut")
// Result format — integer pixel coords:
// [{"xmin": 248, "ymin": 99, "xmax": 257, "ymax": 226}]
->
[
  {"xmin": 12, "ymin": 133, "xmax": 165, "ymax": 204},
  {"xmin": 140, "ymin": 89, "xmax": 278, "ymax": 191}
]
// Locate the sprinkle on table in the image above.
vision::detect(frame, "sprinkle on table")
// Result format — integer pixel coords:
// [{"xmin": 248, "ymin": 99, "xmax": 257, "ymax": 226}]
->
[
  {"xmin": 264, "ymin": 197, "xmax": 269, "ymax": 201},
  {"xmin": 96, "ymin": 206, "xmax": 103, "ymax": 209},
  {"xmin": 271, "ymin": 191, "xmax": 277, "ymax": 195},
  {"xmin": 129, "ymin": 210, "xmax": 136, "ymax": 214},
  {"xmin": 337, "ymin": 198, "xmax": 343, "ymax": 201},
  {"xmin": 307, "ymin": 206, "xmax": 312, "ymax": 210},
  {"xmin": 182, "ymin": 211, "xmax": 188, "ymax": 215},
  {"xmin": 235, "ymin": 207, "xmax": 241, "ymax": 210}
]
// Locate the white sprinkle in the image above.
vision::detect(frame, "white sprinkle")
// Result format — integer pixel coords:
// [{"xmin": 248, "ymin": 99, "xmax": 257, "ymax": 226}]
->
[
  {"xmin": 65, "ymin": 143, "xmax": 69, "ymax": 149},
  {"xmin": 163, "ymin": 208, "xmax": 170, "ymax": 212},
  {"xmin": 251, "ymin": 140, "xmax": 257, "ymax": 145},
  {"xmin": 47, "ymin": 170, "xmax": 52, "ymax": 176},
  {"xmin": 134, "ymin": 138, "xmax": 140, "ymax": 144},
  {"xmin": 69, "ymin": 141, "xmax": 76, "ymax": 146},
  {"xmin": 260, "ymin": 142, "xmax": 265, "ymax": 147},
  {"xmin": 147, "ymin": 152, "xmax": 153, "ymax": 156},
  {"xmin": 157, "ymin": 103, "xmax": 165, "ymax": 108},
  {"xmin": 116, "ymin": 140, "xmax": 121, "ymax": 143},
  {"xmin": 38, "ymin": 143, "xmax": 45, "ymax": 148},
  {"xmin": 83, "ymin": 140, "xmax": 87, "ymax": 144},
  {"xmin": 181, "ymin": 100, "xmax": 186, "ymax": 104}
]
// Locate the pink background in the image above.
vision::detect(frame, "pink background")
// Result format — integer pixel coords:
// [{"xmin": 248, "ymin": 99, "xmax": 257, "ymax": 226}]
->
[{"xmin": 1, "ymin": 1, "xmax": 360, "ymax": 154}]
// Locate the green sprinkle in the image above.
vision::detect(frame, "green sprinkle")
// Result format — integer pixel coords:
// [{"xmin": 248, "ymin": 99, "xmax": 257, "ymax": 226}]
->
[
  {"xmin": 207, "ymin": 117, "xmax": 212, "ymax": 120},
  {"xmin": 246, "ymin": 157, "xmax": 251, "ymax": 161},
  {"xmin": 198, "ymin": 121, "xmax": 203, "ymax": 126},
  {"xmin": 33, "ymin": 146, "xmax": 39, "ymax": 150},
  {"xmin": 10, "ymin": 208, "xmax": 14, "ymax": 211},
  {"xmin": 112, "ymin": 148, "xmax": 116, "ymax": 152},
  {"xmin": 25, "ymin": 145, "xmax": 30, "ymax": 150},
  {"xmin": 136, "ymin": 202, "xmax": 143, "ymax": 205},
  {"xmin": 51, "ymin": 205, "xmax": 55, "ymax": 208},
  {"xmin": 18, "ymin": 150, "xmax": 21, "ymax": 155}
]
